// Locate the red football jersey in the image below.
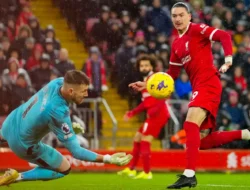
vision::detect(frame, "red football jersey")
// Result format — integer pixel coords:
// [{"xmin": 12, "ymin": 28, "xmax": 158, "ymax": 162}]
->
[{"xmin": 169, "ymin": 22, "xmax": 232, "ymax": 89}]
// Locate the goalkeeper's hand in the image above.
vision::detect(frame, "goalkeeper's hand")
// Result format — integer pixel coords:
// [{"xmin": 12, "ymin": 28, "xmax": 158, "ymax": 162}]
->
[
  {"xmin": 103, "ymin": 152, "xmax": 133, "ymax": 166},
  {"xmin": 72, "ymin": 122, "xmax": 85, "ymax": 134}
]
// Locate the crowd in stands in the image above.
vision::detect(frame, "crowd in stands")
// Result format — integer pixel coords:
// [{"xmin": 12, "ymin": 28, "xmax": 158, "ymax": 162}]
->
[
  {"xmin": 1, "ymin": 0, "xmax": 250, "ymax": 148},
  {"xmin": 58, "ymin": 0, "xmax": 250, "ymax": 147}
]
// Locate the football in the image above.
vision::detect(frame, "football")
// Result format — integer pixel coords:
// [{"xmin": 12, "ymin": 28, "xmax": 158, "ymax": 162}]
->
[{"xmin": 146, "ymin": 72, "xmax": 174, "ymax": 99}]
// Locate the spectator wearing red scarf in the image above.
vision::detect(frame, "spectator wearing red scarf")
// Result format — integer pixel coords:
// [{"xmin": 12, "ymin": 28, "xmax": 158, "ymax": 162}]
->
[{"xmin": 82, "ymin": 46, "xmax": 108, "ymax": 97}]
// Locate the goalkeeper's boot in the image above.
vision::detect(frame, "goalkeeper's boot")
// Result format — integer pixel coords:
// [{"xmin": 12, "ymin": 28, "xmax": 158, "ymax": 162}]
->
[
  {"xmin": 0, "ymin": 169, "xmax": 19, "ymax": 186},
  {"xmin": 134, "ymin": 171, "xmax": 153, "ymax": 179},
  {"xmin": 167, "ymin": 174, "xmax": 197, "ymax": 189},
  {"xmin": 117, "ymin": 167, "xmax": 137, "ymax": 177}
]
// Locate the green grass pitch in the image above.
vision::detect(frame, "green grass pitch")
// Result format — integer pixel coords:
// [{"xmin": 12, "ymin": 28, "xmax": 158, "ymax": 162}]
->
[{"xmin": 1, "ymin": 172, "xmax": 250, "ymax": 190}]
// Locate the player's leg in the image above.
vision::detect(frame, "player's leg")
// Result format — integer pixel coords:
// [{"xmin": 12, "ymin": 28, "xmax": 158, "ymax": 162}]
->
[
  {"xmin": 16, "ymin": 143, "xmax": 71, "ymax": 182},
  {"xmin": 134, "ymin": 134, "xmax": 153, "ymax": 180},
  {"xmin": 199, "ymin": 115, "xmax": 250, "ymax": 149},
  {"xmin": 117, "ymin": 132, "xmax": 142, "ymax": 177},
  {"xmin": 167, "ymin": 107, "xmax": 207, "ymax": 189}
]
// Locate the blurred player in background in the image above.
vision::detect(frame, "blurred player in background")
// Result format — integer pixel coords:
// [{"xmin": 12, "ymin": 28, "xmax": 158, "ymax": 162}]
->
[
  {"xmin": 129, "ymin": 2, "xmax": 250, "ymax": 189},
  {"xmin": 0, "ymin": 70, "xmax": 132, "ymax": 186},
  {"xmin": 118, "ymin": 56, "xmax": 170, "ymax": 179}
]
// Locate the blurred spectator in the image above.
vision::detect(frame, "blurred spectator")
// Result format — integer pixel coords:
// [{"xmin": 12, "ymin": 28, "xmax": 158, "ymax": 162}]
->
[
  {"xmin": 44, "ymin": 38, "xmax": 58, "ymax": 64},
  {"xmin": 28, "ymin": 16, "xmax": 42, "ymax": 43},
  {"xmin": 211, "ymin": 16, "xmax": 224, "ymax": 29},
  {"xmin": 2, "ymin": 37, "xmax": 10, "ymax": 56},
  {"xmin": 10, "ymin": 73, "xmax": 35, "ymax": 111},
  {"xmin": 90, "ymin": 6, "xmax": 110, "ymax": 48},
  {"xmin": 2, "ymin": 57, "xmax": 31, "ymax": 89},
  {"xmin": 212, "ymin": 42, "xmax": 224, "ymax": 67},
  {"xmin": 29, "ymin": 53, "xmax": 59, "ymax": 91},
  {"xmin": 242, "ymin": 32, "xmax": 250, "ymax": 51},
  {"xmin": 204, "ymin": 7, "xmax": 213, "ymax": 25},
  {"xmin": 121, "ymin": 10, "xmax": 131, "ymax": 35},
  {"xmin": 244, "ymin": 54, "xmax": 250, "ymax": 82},
  {"xmin": 147, "ymin": 37, "xmax": 157, "ymax": 55},
  {"xmin": 217, "ymin": 110, "xmax": 234, "ymax": 131},
  {"xmin": 16, "ymin": 4, "xmax": 33, "ymax": 30},
  {"xmin": 138, "ymin": 5, "xmax": 148, "ymax": 30},
  {"xmin": 127, "ymin": 19, "xmax": 139, "ymax": 39},
  {"xmin": 107, "ymin": 21, "xmax": 123, "ymax": 53},
  {"xmin": 8, "ymin": 47, "xmax": 25, "ymax": 68},
  {"xmin": 6, "ymin": 16, "xmax": 16, "ymax": 42},
  {"xmin": 222, "ymin": 9, "xmax": 236, "ymax": 31},
  {"xmin": 11, "ymin": 24, "xmax": 32, "ymax": 50},
  {"xmin": 222, "ymin": 90, "xmax": 245, "ymax": 129},
  {"xmin": 0, "ymin": 23, "xmax": 6, "ymax": 43},
  {"xmin": 25, "ymin": 43, "xmax": 43, "ymax": 71},
  {"xmin": 109, "ymin": 8, "xmax": 121, "ymax": 26},
  {"xmin": 0, "ymin": 78, "xmax": 10, "ymax": 116},
  {"xmin": 135, "ymin": 30, "xmax": 146, "ymax": 46},
  {"xmin": 44, "ymin": 25, "xmax": 61, "ymax": 50},
  {"xmin": 232, "ymin": 0, "xmax": 246, "ymax": 21},
  {"xmin": 83, "ymin": 46, "xmax": 108, "ymax": 97},
  {"xmin": 190, "ymin": 0, "xmax": 205, "ymax": 21},
  {"xmin": 243, "ymin": 89, "xmax": 250, "ymax": 128},
  {"xmin": 54, "ymin": 48, "xmax": 75, "ymax": 76},
  {"xmin": 158, "ymin": 44, "xmax": 170, "ymax": 69},
  {"xmin": 116, "ymin": 37, "xmax": 135, "ymax": 95},
  {"xmin": 244, "ymin": 7, "xmax": 250, "ymax": 30},
  {"xmin": 174, "ymin": 70, "xmax": 192, "ymax": 100},
  {"xmin": 233, "ymin": 20, "xmax": 246, "ymax": 45},
  {"xmin": 0, "ymin": 45, "xmax": 7, "ymax": 74},
  {"xmin": 233, "ymin": 66, "xmax": 247, "ymax": 92},
  {"xmin": 156, "ymin": 33, "xmax": 168, "ymax": 49},
  {"xmin": 233, "ymin": 44, "xmax": 247, "ymax": 72},
  {"xmin": 220, "ymin": 74, "xmax": 233, "ymax": 105},
  {"xmin": 155, "ymin": 57, "xmax": 165, "ymax": 72},
  {"xmin": 212, "ymin": 0, "xmax": 225, "ymax": 18},
  {"xmin": 22, "ymin": 37, "xmax": 35, "ymax": 61},
  {"xmin": 145, "ymin": 0, "xmax": 172, "ymax": 36}
]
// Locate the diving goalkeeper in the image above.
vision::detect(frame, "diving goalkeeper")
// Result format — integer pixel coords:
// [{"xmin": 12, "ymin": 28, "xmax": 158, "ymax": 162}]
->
[{"xmin": 0, "ymin": 70, "xmax": 132, "ymax": 186}]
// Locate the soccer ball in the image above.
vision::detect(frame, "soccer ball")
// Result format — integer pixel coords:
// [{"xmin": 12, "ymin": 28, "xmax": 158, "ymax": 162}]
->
[{"xmin": 146, "ymin": 72, "xmax": 174, "ymax": 99}]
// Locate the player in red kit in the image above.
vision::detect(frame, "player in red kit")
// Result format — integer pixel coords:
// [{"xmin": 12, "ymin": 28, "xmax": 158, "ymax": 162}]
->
[
  {"xmin": 129, "ymin": 2, "xmax": 250, "ymax": 189},
  {"xmin": 118, "ymin": 56, "xmax": 170, "ymax": 179}
]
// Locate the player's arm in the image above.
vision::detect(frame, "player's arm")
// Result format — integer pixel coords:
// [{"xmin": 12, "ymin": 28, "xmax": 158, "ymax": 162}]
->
[
  {"xmin": 196, "ymin": 24, "xmax": 233, "ymax": 73},
  {"xmin": 48, "ymin": 107, "xmax": 132, "ymax": 165},
  {"xmin": 167, "ymin": 44, "xmax": 182, "ymax": 80}
]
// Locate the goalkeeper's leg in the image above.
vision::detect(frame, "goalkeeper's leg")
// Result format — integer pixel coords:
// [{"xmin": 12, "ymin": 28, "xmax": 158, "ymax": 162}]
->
[{"xmin": 0, "ymin": 143, "xmax": 71, "ymax": 185}]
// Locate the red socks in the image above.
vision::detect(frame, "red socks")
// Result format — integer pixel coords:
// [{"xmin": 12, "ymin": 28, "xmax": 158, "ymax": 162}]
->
[
  {"xmin": 140, "ymin": 141, "xmax": 151, "ymax": 173},
  {"xmin": 200, "ymin": 130, "xmax": 242, "ymax": 150},
  {"xmin": 129, "ymin": 142, "xmax": 140, "ymax": 170},
  {"xmin": 184, "ymin": 121, "xmax": 200, "ymax": 171}
]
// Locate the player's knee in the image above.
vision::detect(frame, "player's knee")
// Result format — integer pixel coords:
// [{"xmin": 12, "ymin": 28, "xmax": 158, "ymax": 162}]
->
[
  {"xmin": 186, "ymin": 107, "xmax": 208, "ymax": 126},
  {"xmin": 60, "ymin": 167, "xmax": 71, "ymax": 175}
]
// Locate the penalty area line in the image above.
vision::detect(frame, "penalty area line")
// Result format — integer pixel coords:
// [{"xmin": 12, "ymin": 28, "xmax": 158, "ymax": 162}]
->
[{"xmin": 199, "ymin": 184, "xmax": 250, "ymax": 188}]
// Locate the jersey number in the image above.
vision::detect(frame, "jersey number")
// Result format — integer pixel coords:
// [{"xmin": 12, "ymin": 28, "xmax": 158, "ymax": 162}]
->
[{"xmin": 22, "ymin": 96, "xmax": 38, "ymax": 118}]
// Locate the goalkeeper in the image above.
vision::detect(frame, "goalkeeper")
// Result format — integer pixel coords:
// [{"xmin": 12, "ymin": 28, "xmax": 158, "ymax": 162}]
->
[{"xmin": 0, "ymin": 70, "xmax": 132, "ymax": 186}]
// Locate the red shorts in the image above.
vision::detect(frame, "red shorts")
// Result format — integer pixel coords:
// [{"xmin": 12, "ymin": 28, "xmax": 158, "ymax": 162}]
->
[
  {"xmin": 138, "ymin": 116, "xmax": 169, "ymax": 138},
  {"xmin": 188, "ymin": 75, "xmax": 222, "ymax": 131}
]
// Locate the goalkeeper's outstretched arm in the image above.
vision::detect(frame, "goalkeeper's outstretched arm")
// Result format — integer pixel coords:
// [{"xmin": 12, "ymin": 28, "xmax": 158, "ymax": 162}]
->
[{"xmin": 63, "ymin": 136, "xmax": 132, "ymax": 166}]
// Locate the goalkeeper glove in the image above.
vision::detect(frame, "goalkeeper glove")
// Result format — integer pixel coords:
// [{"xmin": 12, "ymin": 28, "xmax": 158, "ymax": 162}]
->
[
  {"xmin": 72, "ymin": 122, "xmax": 85, "ymax": 134},
  {"xmin": 103, "ymin": 152, "xmax": 133, "ymax": 166}
]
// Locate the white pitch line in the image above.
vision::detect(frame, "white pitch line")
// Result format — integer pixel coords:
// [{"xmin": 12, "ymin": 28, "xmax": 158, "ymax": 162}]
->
[{"xmin": 199, "ymin": 184, "xmax": 250, "ymax": 188}]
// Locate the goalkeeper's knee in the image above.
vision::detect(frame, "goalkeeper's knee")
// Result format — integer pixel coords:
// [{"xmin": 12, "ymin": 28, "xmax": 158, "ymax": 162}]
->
[{"xmin": 60, "ymin": 167, "xmax": 71, "ymax": 175}]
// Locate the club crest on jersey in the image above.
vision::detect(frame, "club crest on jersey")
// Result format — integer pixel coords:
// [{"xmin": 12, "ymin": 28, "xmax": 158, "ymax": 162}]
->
[
  {"xmin": 157, "ymin": 81, "xmax": 168, "ymax": 90},
  {"xmin": 61, "ymin": 123, "xmax": 70, "ymax": 134}
]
